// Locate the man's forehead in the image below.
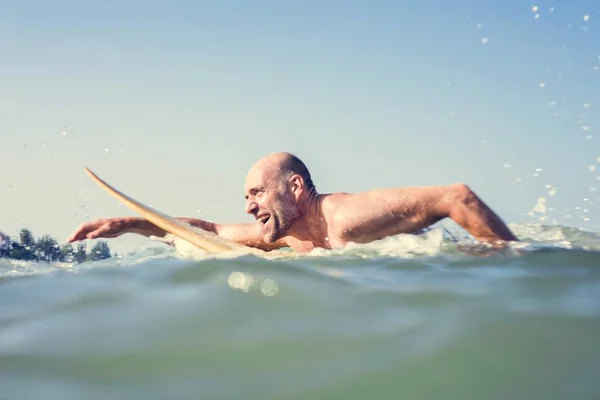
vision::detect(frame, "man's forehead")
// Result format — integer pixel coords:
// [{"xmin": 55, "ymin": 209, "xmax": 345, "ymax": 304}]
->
[
  {"xmin": 248, "ymin": 162, "xmax": 282, "ymax": 187},
  {"xmin": 245, "ymin": 156, "xmax": 286, "ymax": 190},
  {"xmin": 245, "ymin": 166, "xmax": 268, "ymax": 191}
]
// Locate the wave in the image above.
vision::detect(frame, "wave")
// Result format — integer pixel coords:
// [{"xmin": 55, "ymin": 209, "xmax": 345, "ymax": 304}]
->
[
  {"xmin": 1, "ymin": 224, "xmax": 599, "ymax": 399},
  {"xmin": 168, "ymin": 222, "xmax": 600, "ymax": 261},
  {"xmin": 1, "ymin": 223, "xmax": 598, "ymax": 280}
]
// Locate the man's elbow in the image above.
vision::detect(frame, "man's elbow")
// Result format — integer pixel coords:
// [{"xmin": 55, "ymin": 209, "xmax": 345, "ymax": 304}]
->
[
  {"xmin": 452, "ymin": 182, "xmax": 477, "ymax": 206},
  {"xmin": 435, "ymin": 182, "xmax": 475, "ymax": 217}
]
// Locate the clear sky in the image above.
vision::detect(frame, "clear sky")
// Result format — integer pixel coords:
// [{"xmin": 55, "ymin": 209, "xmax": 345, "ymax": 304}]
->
[{"xmin": 1, "ymin": 0, "xmax": 599, "ymax": 253}]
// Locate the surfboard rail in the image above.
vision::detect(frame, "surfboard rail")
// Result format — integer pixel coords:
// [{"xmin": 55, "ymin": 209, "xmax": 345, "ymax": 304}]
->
[{"xmin": 84, "ymin": 167, "xmax": 236, "ymax": 254}]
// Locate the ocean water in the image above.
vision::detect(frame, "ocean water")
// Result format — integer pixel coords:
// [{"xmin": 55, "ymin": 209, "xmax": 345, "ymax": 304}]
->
[{"xmin": 1, "ymin": 223, "xmax": 599, "ymax": 400}]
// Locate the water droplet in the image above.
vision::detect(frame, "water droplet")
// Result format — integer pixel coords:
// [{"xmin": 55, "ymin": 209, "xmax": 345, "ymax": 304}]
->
[
  {"xmin": 549, "ymin": 7, "xmax": 554, "ymax": 12},
  {"xmin": 582, "ymin": 126, "xmax": 590, "ymax": 131},
  {"xmin": 531, "ymin": 197, "xmax": 547, "ymax": 214},
  {"xmin": 596, "ymin": 156, "xmax": 600, "ymax": 163},
  {"xmin": 504, "ymin": 163, "xmax": 512, "ymax": 169},
  {"xmin": 590, "ymin": 165, "xmax": 597, "ymax": 172},
  {"xmin": 228, "ymin": 271, "xmax": 253, "ymax": 292},
  {"xmin": 534, "ymin": 13, "xmax": 540, "ymax": 19},
  {"xmin": 548, "ymin": 100, "xmax": 556, "ymax": 106},
  {"xmin": 585, "ymin": 135, "xmax": 594, "ymax": 140},
  {"xmin": 583, "ymin": 15, "xmax": 590, "ymax": 22},
  {"xmin": 260, "ymin": 279, "xmax": 279, "ymax": 297},
  {"xmin": 481, "ymin": 37, "xmax": 489, "ymax": 45},
  {"xmin": 476, "ymin": 23, "xmax": 482, "ymax": 28},
  {"xmin": 584, "ymin": 103, "xmax": 590, "ymax": 108},
  {"xmin": 539, "ymin": 82, "xmax": 546, "ymax": 88},
  {"xmin": 531, "ymin": 5, "xmax": 539, "ymax": 12}
]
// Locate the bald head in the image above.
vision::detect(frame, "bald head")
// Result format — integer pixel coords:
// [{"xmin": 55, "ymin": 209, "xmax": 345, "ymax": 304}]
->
[{"xmin": 250, "ymin": 152, "xmax": 315, "ymax": 192}]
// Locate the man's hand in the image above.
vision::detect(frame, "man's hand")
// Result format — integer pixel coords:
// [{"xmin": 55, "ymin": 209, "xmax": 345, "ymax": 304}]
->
[{"xmin": 67, "ymin": 217, "xmax": 150, "ymax": 243}]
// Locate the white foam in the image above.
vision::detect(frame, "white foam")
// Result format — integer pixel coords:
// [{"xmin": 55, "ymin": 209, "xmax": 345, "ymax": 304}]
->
[
  {"xmin": 299, "ymin": 229, "xmax": 447, "ymax": 259},
  {"xmin": 168, "ymin": 228, "xmax": 448, "ymax": 261}
]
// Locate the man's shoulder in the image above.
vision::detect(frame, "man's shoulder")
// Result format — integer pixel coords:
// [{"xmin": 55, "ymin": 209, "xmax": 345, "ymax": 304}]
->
[
  {"xmin": 324, "ymin": 189, "xmax": 397, "ymax": 241},
  {"xmin": 323, "ymin": 190, "xmax": 377, "ymax": 213},
  {"xmin": 322, "ymin": 192, "xmax": 353, "ymax": 216},
  {"xmin": 322, "ymin": 192, "xmax": 362, "ymax": 237}
]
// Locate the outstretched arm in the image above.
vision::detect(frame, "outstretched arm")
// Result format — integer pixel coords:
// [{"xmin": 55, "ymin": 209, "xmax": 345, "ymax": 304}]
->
[
  {"xmin": 67, "ymin": 217, "xmax": 287, "ymax": 251},
  {"xmin": 441, "ymin": 184, "xmax": 518, "ymax": 243},
  {"xmin": 333, "ymin": 183, "xmax": 518, "ymax": 246}
]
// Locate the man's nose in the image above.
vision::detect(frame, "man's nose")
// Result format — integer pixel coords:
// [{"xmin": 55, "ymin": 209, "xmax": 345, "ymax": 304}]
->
[{"xmin": 245, "ymin": 200, "xmax": 258, "ymax": 215}]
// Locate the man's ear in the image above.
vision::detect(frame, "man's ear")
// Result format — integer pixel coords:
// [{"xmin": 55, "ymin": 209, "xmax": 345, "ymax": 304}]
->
[{"xmin": 289, "ymin": 174, "xmax": 304, "ymax": 195}]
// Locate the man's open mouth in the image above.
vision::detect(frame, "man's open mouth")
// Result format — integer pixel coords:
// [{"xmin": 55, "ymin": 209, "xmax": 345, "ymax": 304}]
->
[{"xmin": 257, "ymin": 215, "xmax": 270, "ymax": 225}]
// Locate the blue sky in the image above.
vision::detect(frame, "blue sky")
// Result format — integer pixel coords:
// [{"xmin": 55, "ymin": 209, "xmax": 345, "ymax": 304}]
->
[{"xmin": 1, "ymin": 1, "xmax": 599, "ymax": 252}]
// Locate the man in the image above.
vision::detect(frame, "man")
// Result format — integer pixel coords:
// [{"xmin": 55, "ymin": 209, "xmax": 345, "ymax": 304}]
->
[{"xmin": 68, "ymin": 152, "xmax": 519, "ymax": 252}]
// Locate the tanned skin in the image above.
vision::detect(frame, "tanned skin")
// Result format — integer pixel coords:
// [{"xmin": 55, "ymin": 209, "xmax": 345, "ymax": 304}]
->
[{"xmin": 68, "ymin": 152, "xmax": 518, "ymax": 252}]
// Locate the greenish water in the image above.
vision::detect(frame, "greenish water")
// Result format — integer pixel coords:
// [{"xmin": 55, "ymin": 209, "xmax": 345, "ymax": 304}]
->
[{"xmin": 1, "ymin": 224, "xmax": 599, "ymax": 399}]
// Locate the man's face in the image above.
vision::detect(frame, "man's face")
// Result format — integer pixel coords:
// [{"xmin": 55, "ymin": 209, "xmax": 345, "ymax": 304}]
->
[{"xmin": 244, "ymin": 167, "xmax": 301, "ymax": 243}]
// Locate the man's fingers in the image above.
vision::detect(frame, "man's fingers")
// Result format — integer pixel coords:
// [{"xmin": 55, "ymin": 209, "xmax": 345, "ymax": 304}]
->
[
  {"xmin": 67, "ymin": 219, "xmax": 121, "ymax": 242},
  {"xmin": 67, "ymin": 227, "xmax": 88, "ymax": 243},
  {"xmin": 86, "ymin": 227, "xmax": 107, "ymax": 239},
  {"xmin": 86, "ymin": 223, "xmax": 117, "ymax": 239},
  {"xmin": 67, "ymin": 220, "xmax": 108, "ymax": 242}
]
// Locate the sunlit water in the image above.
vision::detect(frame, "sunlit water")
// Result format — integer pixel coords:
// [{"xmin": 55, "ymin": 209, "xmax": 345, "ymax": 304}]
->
[{"xmin": 1, "ymin": 224, "xmax": 599, "ymax": 400}]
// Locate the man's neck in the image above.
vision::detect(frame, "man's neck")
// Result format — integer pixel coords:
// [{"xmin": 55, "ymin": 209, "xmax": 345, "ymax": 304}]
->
[{"xmin": 286, "ymin": 191, "xmax": 329, "ymax": 245}]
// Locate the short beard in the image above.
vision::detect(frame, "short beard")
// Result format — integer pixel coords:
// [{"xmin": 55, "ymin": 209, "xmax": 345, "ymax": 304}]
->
[{"xmin": 265, "ymin": 192, "xmax": 301, "ymax": 243}]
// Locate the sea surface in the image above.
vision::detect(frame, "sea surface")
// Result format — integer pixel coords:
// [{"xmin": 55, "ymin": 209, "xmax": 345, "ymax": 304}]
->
[{"xmin": 1, "ymin": 223, "xmax": 600, "ymax": 400}]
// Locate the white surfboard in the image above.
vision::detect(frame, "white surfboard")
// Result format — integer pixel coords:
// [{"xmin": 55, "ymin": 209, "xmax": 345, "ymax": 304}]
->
[{"xmin": 84, "ymin": 167, "xmax": 239, "ymax": 254}]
